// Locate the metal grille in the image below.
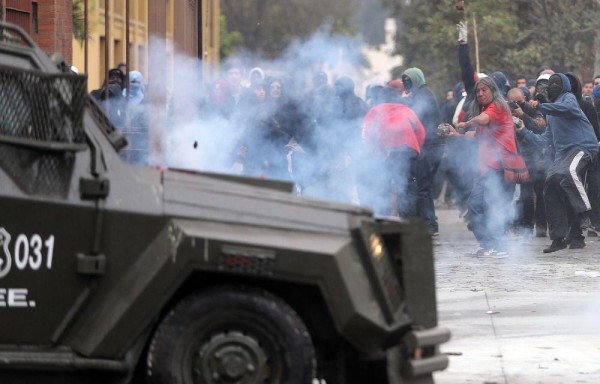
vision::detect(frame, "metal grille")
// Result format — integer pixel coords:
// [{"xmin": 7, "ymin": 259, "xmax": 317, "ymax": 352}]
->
[
  {"xmin": 371, "ymin": 246, "xmax": 403, "ymax": 313},
  {"xmin": 87, "ymin": 98, "xmax": 129, "ymax": 151},
  {"xmin": 0, "ymin": 143, "xmax": 75, "ymax": 198},
  {"xmin": 0, "ymin": 65, "xmax": 87, "ymax": 146},
  {"xmin": 218, "ymin": 253, "xmax": 275, "ymax": 276}
]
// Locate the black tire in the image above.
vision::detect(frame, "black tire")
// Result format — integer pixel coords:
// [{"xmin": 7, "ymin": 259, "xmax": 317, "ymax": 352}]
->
[{"xmin": 146, "ymin": 286, "xmax": 315, "ymax": 384}]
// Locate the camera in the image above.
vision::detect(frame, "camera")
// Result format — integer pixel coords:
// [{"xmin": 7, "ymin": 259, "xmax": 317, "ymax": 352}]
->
[{"xmin": 508, "ymin": 101, "xmax": 518, "ymax": 111}]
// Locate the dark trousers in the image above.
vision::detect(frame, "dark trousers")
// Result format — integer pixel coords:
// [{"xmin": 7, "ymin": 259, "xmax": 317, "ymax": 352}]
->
[
  {"xmin": 533, "ymin": 172, "xmax": 547, "ymax": 234},
  {"xmin": 516, "ymin": 182, "xmax": 535, "ymax": 233},
  {"xmin": 586, "ymin": 165, "xmax": 600, "ymax": 229},
  {"xmin": 416, "ymin": 145, "xmax": 444, "ymax": 232},
  {"xmin": 544, "ymin": 149, "xmax": 592, "ymax": 241},
  {"xmin": 359, "ymin": 147, "xmax": 418, "ymax": 217},
  {"xmin": 467, "ymin": 169, "xmax": 514, "ymax": 250},
  {"xmin": 515, "ymin": 167, "xmax": 547, "ymax": 235}
]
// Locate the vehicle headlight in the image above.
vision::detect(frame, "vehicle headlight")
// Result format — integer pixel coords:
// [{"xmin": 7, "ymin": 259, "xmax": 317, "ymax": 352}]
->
[
  {"xmin": 369, "ymin": 233, "xmax": 384, "ymax": 259},
  {"xmin": 355, "ymin": 226, "xmax": 404, "ymax": 323}
]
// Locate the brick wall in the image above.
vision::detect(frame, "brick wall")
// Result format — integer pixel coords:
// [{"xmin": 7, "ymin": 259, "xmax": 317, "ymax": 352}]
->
[{"xmin": 35, "ymin": 0, "xmax": 72, "ymax": 62}]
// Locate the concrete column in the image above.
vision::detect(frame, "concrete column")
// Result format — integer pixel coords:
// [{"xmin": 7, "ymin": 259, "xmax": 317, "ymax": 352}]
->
[{"xmin": 146, "ymin": 0, "xmax": 168, "ymax": 165}]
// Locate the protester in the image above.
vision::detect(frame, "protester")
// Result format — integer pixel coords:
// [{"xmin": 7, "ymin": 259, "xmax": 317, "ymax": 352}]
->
[
  {"xmin": 360, "ymin": 86, "xmax": 425, "ymax": 216},
  {"xmin": 447, "ymin": 77, "xmax": 525, "ymax": 256},
  {"xmin": 119, "ymin": 70, "xmax": 149, "ymax": 165},
  {"xmin": 90, "ymin": 68, "xmax": 126, "ymax": 129},
  {"xmin": 516, "ymin": 73, "xmax": 598, "ymax": 253},
  {"xmin": 402, "ymin": 67, "xmax": 444, "ymax": 235}
]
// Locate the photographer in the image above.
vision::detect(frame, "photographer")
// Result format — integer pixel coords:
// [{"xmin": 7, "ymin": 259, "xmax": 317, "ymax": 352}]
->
[{"xmin": 508, "ymin": 87, "xmax": 548, "ymax": 239}]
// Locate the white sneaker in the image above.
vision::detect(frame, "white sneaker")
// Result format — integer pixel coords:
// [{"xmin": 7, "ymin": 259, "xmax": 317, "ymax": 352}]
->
[
  {"xmin": 482, "ymin": 249, "xmax": 509, "ymax": 258},
  {"xmin": 469, "ymin": 247, "xmax": 485, "ymax": 256}
]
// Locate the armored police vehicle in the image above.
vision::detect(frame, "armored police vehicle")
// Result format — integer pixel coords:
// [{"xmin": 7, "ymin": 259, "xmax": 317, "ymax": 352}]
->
[{"xmin": 0, "ymin": 22, "xmax": 449, "ymax": 384}]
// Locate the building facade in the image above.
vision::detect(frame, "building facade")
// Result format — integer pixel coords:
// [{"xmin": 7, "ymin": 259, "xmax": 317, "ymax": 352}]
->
[
  {"xmin": 1, "ymin": 0, "xmax": 219, "ymax": 91},
  {"xmin": 3, "ymin": 0, "xmax": 73, "ymax": 62}
]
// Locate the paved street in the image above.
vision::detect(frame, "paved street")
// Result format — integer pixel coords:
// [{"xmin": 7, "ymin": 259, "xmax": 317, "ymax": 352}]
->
[{"xmin": 432, "ymin": 207, "xmax": 600, "ymax": 384}]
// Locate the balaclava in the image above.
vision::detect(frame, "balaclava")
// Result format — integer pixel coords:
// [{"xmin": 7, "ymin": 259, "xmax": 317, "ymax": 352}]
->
[
  {"xmin": 547, "ymin": 74, "xmax": 563, "ymax": 102},
  {"xmin": 125, "ymin": 71, "xmax": 145, "ymax": 104}
]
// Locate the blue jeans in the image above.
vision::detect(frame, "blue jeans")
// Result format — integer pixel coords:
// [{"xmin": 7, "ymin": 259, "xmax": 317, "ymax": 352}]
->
[{"xmin": 467, "ymin": 170, "xmax": 515, "ymax": 250}]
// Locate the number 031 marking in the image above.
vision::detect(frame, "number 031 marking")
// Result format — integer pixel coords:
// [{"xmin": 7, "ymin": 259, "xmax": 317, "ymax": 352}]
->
[{"xmin": 14, "ymin": 235, "xmax": 54, "ymax": 271}]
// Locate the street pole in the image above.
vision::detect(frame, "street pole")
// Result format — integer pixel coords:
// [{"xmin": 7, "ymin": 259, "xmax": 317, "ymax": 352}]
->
[
  {"xmin": 104, "ymin": 0, "xmax": 110, "ymax": 101},
  {"xmin": 84, "ymin": 0, "xmax": 88, "ymax": 74}
]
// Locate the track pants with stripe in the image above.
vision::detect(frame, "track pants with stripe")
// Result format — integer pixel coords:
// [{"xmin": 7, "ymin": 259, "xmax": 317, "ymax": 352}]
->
[{"xmin": 544, "ymin": 149, "xmax": 592, "ymax": 241}]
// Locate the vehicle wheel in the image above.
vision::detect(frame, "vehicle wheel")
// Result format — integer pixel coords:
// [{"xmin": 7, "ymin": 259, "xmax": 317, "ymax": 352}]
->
[{"xmin": 146, "ymin": 286, "xmax": 315, "ymax": 384}]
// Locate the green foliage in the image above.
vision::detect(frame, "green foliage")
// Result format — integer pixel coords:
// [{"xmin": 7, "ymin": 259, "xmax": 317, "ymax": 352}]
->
[
  {"xmin": 219, "ymin": 14, "xmax": 243, "ymax": 60},
  {"xmin": 220, "ymin": 0, "xmax": 359, "ymax": 60},
  {"xmin": 394, "ymin": 0, "xmax": 600, "ymax": 98},
  {"xmin": 72, "ymin": 0, "xmax": 95, "ymax": 47}
]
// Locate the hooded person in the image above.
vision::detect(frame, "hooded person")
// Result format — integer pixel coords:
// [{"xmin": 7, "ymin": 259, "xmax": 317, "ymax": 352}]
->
[
  {"xmin": 304, "ymin": 70, "xmax": 335, "ymax": 129},
  {"xmin": 491, "ymin": 71, "xmax": 510, "ymax": 98},
  {"xmin": 359, "ymin": 86, "xmax": 425, "ymax": 216},
  {"xmin": 90, "ymin": 68, "xmax": 125, "ymax": 101},
  {"xmin": 118, "ymin": 71, "xmax": 150, "ymax": 165},
  {"xmin": 401, "ymin": 67, "xmax": 443, "ymax": 235},
  {"xmin": 90, "ymin": 70, "xmax": 126, "ymax": 130},
  {"xmin": 123, "ymin": 70, "xmax": 146, "ymax": 105},
  {"xmin": 564, "ymin": 72, "xmax": 600, "ymax": 140},
  {"xmin": 531, "ymin": 73, "xmax": 551, "ymax": 107},
  {"xmin": 248, "ymin": 67, "xmax": 265, "ymax": 86},
  {"xmin": 565, "ymin": 72, "xmax": 600, "ymax": 238},
  {"xmin": 365, "ymin": 83, "xmax": 385, "ymax": 108},
  {"xmin": 516, "ymin": 73, "xmax": 599, "ymax": 252},
  {"xmin": 314, "ymin": 76, "xmax": 368, "ymax": 201},
  {"xmin": 332, "ymin": 76, "xmax": 368, "ymax": 148}
]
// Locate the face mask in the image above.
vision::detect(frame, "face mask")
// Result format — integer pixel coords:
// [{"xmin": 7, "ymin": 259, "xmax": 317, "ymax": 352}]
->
[
  {"xmin": 547, "ymin": 79, "xmax": 562, "ymax": 102},
  {"xmin": 402, "ymin": 77, "xmax": 413, "ymax": 91},
  {"xmin": 130, "ymin": 83, "xmax": 142, "ymax": 94}
]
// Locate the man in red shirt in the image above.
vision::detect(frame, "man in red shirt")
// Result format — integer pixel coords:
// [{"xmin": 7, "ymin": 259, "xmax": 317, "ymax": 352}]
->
[{"xmin": 360, "ymin": 87, "xmax": 426, "ymax": 216}]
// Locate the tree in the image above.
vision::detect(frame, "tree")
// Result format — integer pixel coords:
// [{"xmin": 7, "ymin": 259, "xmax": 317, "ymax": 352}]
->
[
  {"xmin": 392, "ymin": 0, "xmax": 600, "ymax": 97},
  {"xmin": 219, "ymin": 14, "xmax": 242, "ymax": 60},
  {"xmin": 219, "ymin": 0, "xmax": 359, "ymax": 59},
  {"xmin": 72, "ymin": 0, "xmax": 95, "ymax": 47}
]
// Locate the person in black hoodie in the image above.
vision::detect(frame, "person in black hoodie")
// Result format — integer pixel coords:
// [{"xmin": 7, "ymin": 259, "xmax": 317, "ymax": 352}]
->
[
  {"xmin": 402, "ymin": 67, "xmax": 443, "ymax": 235},
  {"xmin": 565, "ymin": 72, "xmax": 600, "ymax": 238}
]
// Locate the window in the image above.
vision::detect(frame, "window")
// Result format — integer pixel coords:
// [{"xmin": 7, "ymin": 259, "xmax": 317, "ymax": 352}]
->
[{"xmin": 32, "ymin": 3, "xmax": 38, "ymax": 34}]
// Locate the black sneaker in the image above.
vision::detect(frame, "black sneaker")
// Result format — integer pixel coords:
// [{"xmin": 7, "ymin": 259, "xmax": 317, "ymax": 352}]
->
[
  {"xmin": 587, "ymin": 229, "xmax": 598, "ymax": 237},
  {"xmin": 543, "ymin": 239, "xmax": 567, "ymax": 253},
  {"xmin": 569, "ymin": 238, "xmax": 586, "ymax": 249}
]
